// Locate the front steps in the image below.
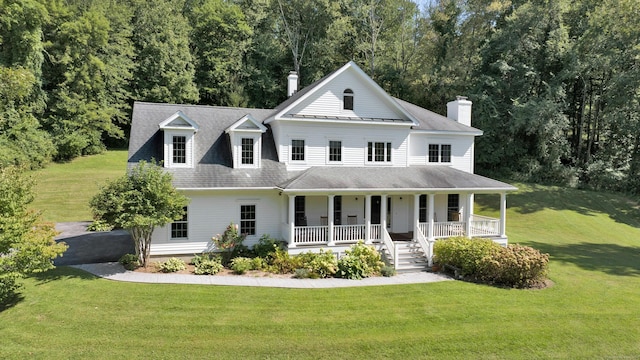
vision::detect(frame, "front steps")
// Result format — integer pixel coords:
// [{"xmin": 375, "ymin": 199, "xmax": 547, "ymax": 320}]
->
[{"xmin": 383, "ymin": 240, "xmax": 429, "ymax": 272}]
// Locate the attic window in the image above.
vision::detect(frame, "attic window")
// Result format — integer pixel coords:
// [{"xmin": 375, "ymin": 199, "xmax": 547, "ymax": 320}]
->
[{"xmin": 343, "ymin": 89, "xmax": 354, "ymax": 110}]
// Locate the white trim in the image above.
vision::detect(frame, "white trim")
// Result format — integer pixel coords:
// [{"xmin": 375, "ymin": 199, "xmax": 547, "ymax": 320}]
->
[
  {"xmin": 267, "ymin": 61, "xmax": 419, "ymax": 126},
  {"xmin": 326, "ymin": 139, "xmax": 344, "ymax": 164},
  {"xmin": 225, "ymin": 114, "xmax": 267, "ymax": 133},
  {"xmin": 290, "ymin": 137, "xmax": 307, "ymax": 163},
  {"xmin": 159, "ymin": 111, "xmax": 199, "ymax": 131},
  {"xmin": 411, "ymin": 129, "xmax": 483, "ymax": 136}
]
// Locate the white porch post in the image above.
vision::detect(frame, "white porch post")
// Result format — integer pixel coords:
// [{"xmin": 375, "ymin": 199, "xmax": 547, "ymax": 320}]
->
[
  {"xmin": 413, "ymin": 194, "xmax": 420, "ymax": 239},
  {"xmin": 381, "ymin": 194, "xmax": 387, "ymax": 232},
  {"xmin": 464, "ymin": 193, "xmax": 472, "ymax": 238},
  {"xmin": 427, "ymin": 193, "xmax": 435, "ymax": 266},
  {"xmin": 365, "ymin": 195, "xmax": 372, "ymax": 244},
  {"xmin": 500, "ymin": 192, "xmax": 507, "ymax": 237},
  {"xmin": 328, "ymin": 195, "xmax": 335, "ymax": 246},
  {"xmin": 288, "ymin": 195, "xmax": 296, "ymax": 248}
]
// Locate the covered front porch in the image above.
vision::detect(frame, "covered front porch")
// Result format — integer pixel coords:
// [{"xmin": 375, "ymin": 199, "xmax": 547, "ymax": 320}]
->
[
  {"xmin": 277, "ymin": 166, "xmax": 517, "ymax": 269},
  {"xmin": 282, "ymin": 192, "xmax": 508, "ymax": 267}
]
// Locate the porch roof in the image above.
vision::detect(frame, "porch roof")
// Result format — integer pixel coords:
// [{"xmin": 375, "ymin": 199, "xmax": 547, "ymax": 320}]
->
[{"xmin": 277, "ymin": 166, "xmax": 517, "ymax": 193}]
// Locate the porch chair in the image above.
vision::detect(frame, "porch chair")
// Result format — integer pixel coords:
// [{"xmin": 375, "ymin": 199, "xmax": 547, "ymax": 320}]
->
[
  {"xmin": 320, "ymin": 216, "xmax": 328, "ymax": 226},
  {"xmin": 347, "ymin": 215, "xmax": 357, "ymax": 225}
]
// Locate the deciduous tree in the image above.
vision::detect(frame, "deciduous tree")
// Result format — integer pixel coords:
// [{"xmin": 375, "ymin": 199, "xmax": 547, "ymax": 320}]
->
[{"xmin": 90, "ymin": 161, "xmax": 189, "ymax": 267}]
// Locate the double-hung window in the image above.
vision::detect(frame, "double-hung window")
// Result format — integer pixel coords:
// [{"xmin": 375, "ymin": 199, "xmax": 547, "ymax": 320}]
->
[
  {"xmin": 367, "ymin": 142, "xmax": 391, "ymax": 163},
  {"xmin": 291, "ymin": 139, "xmax": 305, "ymax": 161},
  {"xmin": 241, "ymin": 138, "xmax": 254, "ymax": 165},
  {"xmin": 240, "ymin": 205, "xmax": 256, "ymax": 236},
  {"xmin": 171, "ymin": 207, "xmax": 188, "ymax": 239},
  {"xmin": 419, "ymin": 195, "xmax": 427, "ymax": 223},
  {"xmin": 329, "ymin": 140, "xmax": 342, "ymax": 162},
  {"xmin": 173, "ymin": 136, "xmax": 186, "ymax": 164},
  {"xmin": 428, "ymin": 144, "xmax": 452, "ymax": 163},
  {"xmin": 343, "ymin": 89, "xmax": 354, "ymax": 110}
]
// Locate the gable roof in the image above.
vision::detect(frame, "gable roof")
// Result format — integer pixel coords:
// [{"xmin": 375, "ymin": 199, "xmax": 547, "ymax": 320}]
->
[
  {"xmin": 158, "ymin": 111, "xmax": 200, "ymax": 131},
  {"xmin": 265, "ymin": 61, "xmax": 418, "ymax": 125},
  {"xmin": 225, "ymin": 114, "xmax": 267, "ymax": 133}
]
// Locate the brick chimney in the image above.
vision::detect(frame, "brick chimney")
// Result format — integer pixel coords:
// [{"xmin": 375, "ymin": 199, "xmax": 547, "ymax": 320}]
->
[
  {"xmin": 287, "ymin": 71, "xmax": 298, "ymax": 97},
  {"xmin": 446, "ymin": 96, "xmax": 472, "ymax": 127}
]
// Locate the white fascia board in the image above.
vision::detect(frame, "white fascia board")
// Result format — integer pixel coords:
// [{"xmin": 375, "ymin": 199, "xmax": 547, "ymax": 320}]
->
[
  {"xmin": 277, "ymin": 187, "xmax": 518, "ymax": 194},
  {"xmin": 275, "ymin": 116, "xmax": 414, "ymax": 127},
  {"xmin": 225, "ymin": 114, "xmax": 267, "ymax": 134},
  {"xmin": 411, "ymin": 129, "xmax": 484, "ymax": 136},
  {"xmin": 159, "ymin": 111, "xmax": 199, "ymax": 131},
  {"xmin": 176, "ymin": 187, "xmax": 277, "ymax": 191}
]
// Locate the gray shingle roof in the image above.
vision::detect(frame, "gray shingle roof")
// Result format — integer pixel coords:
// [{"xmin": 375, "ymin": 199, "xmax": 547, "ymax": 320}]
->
[
  {"xmin": 129, "ymin": 102, "xmax": 288, "ymax": 188},
  {"xmin": 278, "ymin": 166, "xmax": 516, "ymax": 192},
  {"xmin": 394, "ymin": 98, "xmax": 482, "ymax": 133}
]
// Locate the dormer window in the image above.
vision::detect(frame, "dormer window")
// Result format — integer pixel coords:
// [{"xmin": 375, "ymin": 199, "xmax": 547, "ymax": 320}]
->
[
  {"xmin": 159, "ymin": 111, "xmax": 199, "ymax": 169},
  {"xmin": 225, "ymin": 114, "xmax": 267, "ymax": 169},
  {"xmin": 343, "ymin": 89, "xmax": 354, "ymax": 110}
]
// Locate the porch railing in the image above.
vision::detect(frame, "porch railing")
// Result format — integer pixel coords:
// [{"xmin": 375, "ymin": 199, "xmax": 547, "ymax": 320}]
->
[
  {"xmin": 433, "ymin": 221, "xmax": 465, "ymax": 238},
  {"xmin": 415, "ymin": 226, "xmax": 431, "ymax": 264},
  {"xmin": 334, "ymin": 224, "xmax": 365, "ymax": 243},
  {"xmin": 293, "ymin": 225, "xmax": 327, "ymax": 245},
  {"xmin": 380, "ymin": 227, "xmax": 396, "ymax": 269},
  {"xmin": 469, "ymin": 215, "xmax": 501, "ymax": 237}
]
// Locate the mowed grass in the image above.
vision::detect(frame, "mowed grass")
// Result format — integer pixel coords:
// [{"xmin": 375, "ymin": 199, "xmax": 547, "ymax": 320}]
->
[
  {"xmin": 30, "ymin": 150, "xmax": 128, "ymax": 222},
  {"xmin": 3, "ymin": 158, "xmax": 640, "ymax": 358}
]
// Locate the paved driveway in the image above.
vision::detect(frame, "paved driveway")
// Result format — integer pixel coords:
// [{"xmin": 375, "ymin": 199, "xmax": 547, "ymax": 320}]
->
[{"xmin": 54, "ymin": 222, "xmax": 134, "ymax": 266}]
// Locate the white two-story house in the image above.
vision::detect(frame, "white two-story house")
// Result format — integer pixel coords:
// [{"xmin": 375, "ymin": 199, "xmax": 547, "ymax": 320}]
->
[{"xmin": 128, "ymin": 61, "xmax": 516, "ymax": 270}]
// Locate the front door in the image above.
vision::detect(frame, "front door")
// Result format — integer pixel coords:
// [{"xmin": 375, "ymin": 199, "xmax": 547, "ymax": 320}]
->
[{"xmin": 371, "ymin": 196, "xmax": 381, "ymax": 224}]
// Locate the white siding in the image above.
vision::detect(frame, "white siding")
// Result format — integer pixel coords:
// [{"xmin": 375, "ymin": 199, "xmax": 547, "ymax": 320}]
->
[
  {"xmin": 290, "ymin": 70, "xmax": 407, "ymax": 120},
  {"xmin": 408, "ymin": 133, "xmax": 475, "ymax": 173},
  {"xmin": 150, "ymin": 190, "xmax": 283, "ymax": 255},
  {"xmin": 163, "ymin": 129, "xmax": 195, "ymax": 168},
  {"xmin": 271, "ymin": 121, "xmax": 410, "ymax": 171}
]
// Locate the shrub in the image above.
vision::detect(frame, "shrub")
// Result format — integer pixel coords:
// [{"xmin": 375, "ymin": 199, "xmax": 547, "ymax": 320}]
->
[
  {"xmin": 434, "ymin": 237, "xmax": 501, "ymax": 276},
  {"xmin": 268, "ymin": 248, "xmax": 301, "ymax": 274},
  {"xmin": 296, "ymin": 249, "xmax": 338, "ymax": 278},
  {"xmin": 87, "ymin": 220, "xmax": 113, "ymax": 232},
  {"xmin": 250, "ymin": 257, "xmax": 268, "ymax": 271},
  {"xmin": 230, "ymin": 257, "xmax": 253, "ymax": 274},
  {"xmin": 119, "ymin": 254, "xmax": 140, "ymax": 271},
  {"xmin": 380, "ymin": 266, "xmax": 396, "ymax": 277},
  {"xmin": 157, "ymin": 258, "xmax": 186, "ymax": 273},
  {"xmin": 192, "ymin": 254, "xmax": 223, "ymax": 275},
  {"xmin": 253, "ymin": 234, "xmax": 287, "ymax": 259},
  {"xmin": 479, "ymin": 244, "xmax": 549, "ymax": 288},
  {"xmin": 0, "ymin": 272, "xmax": 21, "ymax": 305},
  {"xmin": 337, "ymin": 241, "xmax": 384, "ymax": 280},
  {"xmin": 211, "ymin": 223, "xmax": 246, "ymax": 265}
]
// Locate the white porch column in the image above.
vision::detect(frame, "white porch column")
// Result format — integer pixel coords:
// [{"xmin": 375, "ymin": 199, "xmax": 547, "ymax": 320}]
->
[
  {"xmin": 288, "ymin": 195, "xmax": 296, "ymax": 248},
  {"xmin": 427, "ymin": 194, "xmax": 435, "ymax": 240},
  {"xmin": 464, "ymin": 193, "xmax": 472, "ymax": 238},
  {"xmin": 380, "ymin": 194, "xmax": 387, "ymax": 233},
  {"xmin": 500, "ymin": 192, "xmax": 507, "ymax": 237},
  {"xmin": 413, "ymin": 194, "xmax": 420, "ymax": 239},
  {"xmin": 327, "ymin": 195, "xmax": 335, "ymax": 246},
  {"xmin": 365, "ymin": 195, "xmax": 372, "ymax": 244},
  {"xmin": 427, "ymin": 193, "xmax": 435, "ymax": 266}
]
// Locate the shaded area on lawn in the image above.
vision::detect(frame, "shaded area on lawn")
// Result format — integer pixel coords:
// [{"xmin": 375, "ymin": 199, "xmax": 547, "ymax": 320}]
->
[
  {"xmin": 30, "ymin": 266, "xmax": 102, "ymax": 284},
  {"xmin": 527, "ymin": 241, "xmax": 640, "ymax": 277},
  {"xmin": 476, "ymin": 184, "xmax": 640, "ymax": 229}
]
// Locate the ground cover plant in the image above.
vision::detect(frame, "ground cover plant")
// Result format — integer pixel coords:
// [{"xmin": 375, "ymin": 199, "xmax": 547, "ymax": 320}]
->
[{"xmin": 5, "ymin": 158, "xmax": 640, "ymax": 357}]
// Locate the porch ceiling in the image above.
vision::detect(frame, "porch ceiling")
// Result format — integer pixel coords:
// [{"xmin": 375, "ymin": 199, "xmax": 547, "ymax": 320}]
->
[{"xmin": 278, "ymin": 166, "xmax": 517, "ymax": 193}]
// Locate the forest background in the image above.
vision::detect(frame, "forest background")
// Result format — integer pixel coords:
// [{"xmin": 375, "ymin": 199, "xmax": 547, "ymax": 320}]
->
[{"xmin": 0, "ymin": 0, "xmax": 638, "ymax": 193}]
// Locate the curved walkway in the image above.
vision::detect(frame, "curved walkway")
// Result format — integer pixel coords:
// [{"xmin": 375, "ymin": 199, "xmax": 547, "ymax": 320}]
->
[{"xmin": 71, "ymin": 263, "xmax": 452, "ymax": 289}]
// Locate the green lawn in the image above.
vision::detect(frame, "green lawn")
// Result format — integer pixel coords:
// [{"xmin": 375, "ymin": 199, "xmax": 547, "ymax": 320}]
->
[
  {"xmin": 30, "ymin": 150, "xmax": 128, "ymax": 222},
  {"xmin": 3, "ymin": 160, "xmax": 640, "ymax": 358}
]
